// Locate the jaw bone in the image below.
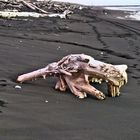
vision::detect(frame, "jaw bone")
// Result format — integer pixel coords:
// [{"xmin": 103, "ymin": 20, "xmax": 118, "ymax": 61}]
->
[{"xmin": 87, "ymin": 60, "xmax": 128, "ymax": 97}]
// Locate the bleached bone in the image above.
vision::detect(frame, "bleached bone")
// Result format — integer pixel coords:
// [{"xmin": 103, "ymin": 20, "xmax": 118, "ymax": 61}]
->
[
  {"xmin": 114, "ymin": 65, "xmax": 128, "ymax": 83},
  {"xmin": 17, "ymin": 54, "xmax": 128, "ymax": 99}
]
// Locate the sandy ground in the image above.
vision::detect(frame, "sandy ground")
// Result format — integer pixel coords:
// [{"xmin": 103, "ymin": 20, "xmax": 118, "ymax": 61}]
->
[{"xmin": 0, "ymin": 7, "xmax": 140, "ymax": 140}]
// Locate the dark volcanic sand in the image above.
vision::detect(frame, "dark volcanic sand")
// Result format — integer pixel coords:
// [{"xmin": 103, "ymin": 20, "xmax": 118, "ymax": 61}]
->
[{"xmin": 0, "ymin": 8, "xmax": 140, "ymax": 140}]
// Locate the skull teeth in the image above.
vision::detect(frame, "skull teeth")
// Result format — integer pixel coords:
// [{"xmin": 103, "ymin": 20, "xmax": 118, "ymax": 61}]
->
[
  {"xmin": 91, "ymin": 78, "xmax": 102, "ymax": 84},
  {"xmin": 84, "ymin": 92, "xmax": 87, "ymax": 97},
  {"xmin": 43, "ymin": 75, "xmax": 46, "ymax": 79},
  {"xmin": 119, "ymin": 80, "xmax": 125, "ymax": 87},
  {"xmin": 116, "ymin": 86, "xmax": 120, "ymax": 96},
  {"xmin": 113, "ymin": 86, "xmax": 116, "ymax": 97},
  {"xmin": 108, "ymin": 84, "xmax": 120, "ymax": 97}
]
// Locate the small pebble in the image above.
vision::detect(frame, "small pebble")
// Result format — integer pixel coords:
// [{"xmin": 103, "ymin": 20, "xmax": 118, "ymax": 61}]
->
[
  {"xmin": 15, "ymin": 85, "xmax": 22, "ymax": 89},
  {"xmin": 45, "ymin": 100, "xmax": 48, "ymax": 103},
  {"xmin": 57, "ymin": 46, "xmax": 61, "ymax": 50}
]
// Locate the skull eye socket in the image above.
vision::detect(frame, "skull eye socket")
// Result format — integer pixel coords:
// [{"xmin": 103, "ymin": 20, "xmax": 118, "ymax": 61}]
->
[
  {"xmin": 77, "ymin": 57, "xmax": 89, "ymax": 63},
  {"xmin": 84, "ymin": 59, "xmax": 90, "ymax": 63}
]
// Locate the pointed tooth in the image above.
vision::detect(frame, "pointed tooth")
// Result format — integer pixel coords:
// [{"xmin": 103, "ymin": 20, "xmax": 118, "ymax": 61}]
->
[
  {"xmin": 116, "ymin": 87, "xmax": 120, "ymax": 96},
  {"xmin": 125, "ymin": 76, "xmax": 128, "ymax": 84},
  {"xmin": 96, "ymin": 79, "xmax": 98, "ymax": 82},
  {"xmin": 111, "ymin": 85, "xmax": 114, "ymax": 97},
  {"xmin": 84, "ymin": 92, "xmax": 87, "ymax": 97},
  {"xmin": 116, "ymin": 87, "xmax": 118, "ymax": 96},
  {"xmin": 116, "ymin": 87, "xmax": 118, "ymax": 95},
  {"xmin": 113, "ymin": 86, "xmax": 115, "ymax": 97},
  {"xmin": 123, "ymin": 80, "xmax": 125, "ymax": 85},
  {"xmin": 92, "ymin": 78, "xmax": 95, "ymax": 82},
  {"xmin": 119, "ymin": 83, "xmax": 121, "ymax": 88},
  {"xmin": 113, "ymin": 86, "xmax": 116, "ymax": 97},
  {"xmin": 98, "ymin": 79, "xmax": 102, "ymax": 84},
  {"xmin": 115, "ymin": 86, "xmax": 117, "ymax": 96},
  {"xmin": 118, "ymin": 86, "xmax": 121, "ymax": 93},
  {"xmin": 112, "ymin": 86, "xmax": 114, "ymax": 97},
  {"xmin": 110, "ymin": 85, "xmax": 113, "ymax": 97},
  {"xmin": 43, "ymin": 75, "xmax": 46, "ymax": 79},
  {"xmin": 106, "ymin": 80, "xmax": 108, "ymax": 83}
]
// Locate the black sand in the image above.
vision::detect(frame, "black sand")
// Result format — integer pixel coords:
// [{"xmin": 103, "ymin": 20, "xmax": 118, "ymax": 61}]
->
[{"xmin": 0, "ymin": 8, "xmax": 140, "ymax": 140}]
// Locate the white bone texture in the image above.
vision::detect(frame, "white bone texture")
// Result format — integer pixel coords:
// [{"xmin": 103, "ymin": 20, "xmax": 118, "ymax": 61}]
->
[{"xmin": 17, "ymin": 54, "xmax": 128, "ymax": 99}]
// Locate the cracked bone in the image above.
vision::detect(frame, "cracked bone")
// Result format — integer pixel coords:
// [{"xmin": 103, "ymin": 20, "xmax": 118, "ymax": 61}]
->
[
  {"xmin": 17, "ymin": 54, "xmax": 128, "ymax": 99},
  {"xmin": 114, "ymin": 65, "xmax": 128, "ymax": 83}
]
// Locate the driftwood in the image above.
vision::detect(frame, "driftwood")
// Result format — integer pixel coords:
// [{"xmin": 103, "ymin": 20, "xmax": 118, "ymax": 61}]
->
[
  {"xmin": 20, "ymin": 0, "xmax": 49, "ymax": 14},
  {"xmin": 17, "ymin": 54, "xmax": 128, "ymax": 99},
  {"xmin": 0, "ymin": 10, "xmax": 71, "ymax": 18},
  {"xmin": 0, "ymin": 0, "xmax": 74, "ymax": 18}
]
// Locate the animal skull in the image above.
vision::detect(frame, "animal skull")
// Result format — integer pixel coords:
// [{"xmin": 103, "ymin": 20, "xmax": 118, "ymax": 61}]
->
[{"xmin": 17, "ymin": 54, "xmax": 128, "ymax": 100}]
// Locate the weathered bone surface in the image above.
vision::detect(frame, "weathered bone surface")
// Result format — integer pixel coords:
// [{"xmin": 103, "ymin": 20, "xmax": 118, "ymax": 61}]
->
[{"xmin": 17, "ymin": 54, "xmax": 128, "ymax": 99}]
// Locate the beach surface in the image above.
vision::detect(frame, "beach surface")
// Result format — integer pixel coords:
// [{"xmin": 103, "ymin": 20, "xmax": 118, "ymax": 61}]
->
[{"xmin": 0, "ymin": 7, "xmax": 140, "ymax": 140}]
